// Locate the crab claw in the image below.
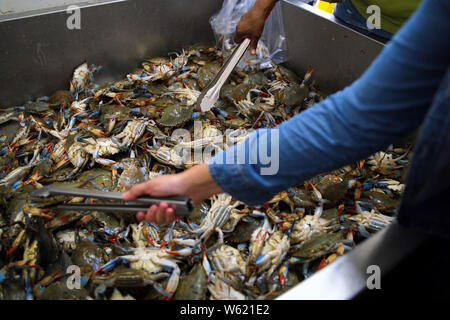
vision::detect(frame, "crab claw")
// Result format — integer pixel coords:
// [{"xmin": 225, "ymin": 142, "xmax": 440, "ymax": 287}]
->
[
  {"xmin": 202, "ymin": 250, "xmax": 213, "ymax": 279},
  {"xmin": 162, "ymin": 266, "xmax": 180, "ymax": 300},
  {"xmin": 55, "ymin": 155, "xmax": 72, "ymax": 170},
  {"xmin": 94, "ymin": 157, "xmax": 117, "ymax": 167},
  {"xmin": 27, "ymin": 169, "xmax": 43, "ymax": 185},
  {"xmin": 167, "ymin": 247, "xmax": 195, "ymax": 257},
  {"xmin": 18, "ymin": 112, "xmax": 25, "ymax": 125},
  {"xmin": 7, "ymin": 229, "xmax": 26, "ymax": 256},
  {"xmin": 28, "ymin": 207, "xmax": 53, "ymax": 220},
  {"xmin": 44, "ymin": 213, "xmax": 75, "ymax": 229},
  {"xmin": 6, "ymin": 243, "xmax": 19, "ymax": 256},
  {"xmin": 12, "ymin": 173, "xmax": 28, "ymax": 190},
  {"xmin": 255, "ymin": 254, "xmax": 270, "ymax": 268},
  {"xmin": 279, "ymin": 261, "xmax": 289, "ymax": 287},
  {"xmin": 7, "ymin": 141, "xmax": 17, "ymax": 152},
  {"xmin": 94, "ymin": 257, "xmax": 130, "ymax": 275}
]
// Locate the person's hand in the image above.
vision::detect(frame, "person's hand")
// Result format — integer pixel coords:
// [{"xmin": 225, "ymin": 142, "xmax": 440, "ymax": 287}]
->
[
  {"xmin": 123, "ymin": 163, "xmax": 224, "ymax": 224},
  {"xmin": 235, "ymin": 0, "xmax": 277, "ymax": 55},
  {"xmin": 123, "ymin": 174, "xmax": 183, "ymax": 225}
]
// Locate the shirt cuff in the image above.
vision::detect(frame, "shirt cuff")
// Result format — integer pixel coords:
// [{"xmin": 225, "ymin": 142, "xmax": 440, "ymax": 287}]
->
[{"xmin": 208, "ymin": 148, "xmax": 277, "ymax": 206}]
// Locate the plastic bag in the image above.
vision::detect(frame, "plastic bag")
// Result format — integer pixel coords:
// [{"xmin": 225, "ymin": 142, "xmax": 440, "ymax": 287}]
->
[{"xmin": 209, "ymin": 0, "xmax": 287, "ymax": 71}]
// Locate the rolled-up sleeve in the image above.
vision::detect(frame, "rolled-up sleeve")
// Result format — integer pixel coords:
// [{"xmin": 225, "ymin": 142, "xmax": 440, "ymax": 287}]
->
[{"xmin": 209, "ymin": 0, "xmax": 450, "ymax": 206}]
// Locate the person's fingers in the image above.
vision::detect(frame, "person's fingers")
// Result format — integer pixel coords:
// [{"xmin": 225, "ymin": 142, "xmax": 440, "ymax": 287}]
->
[
  {"xmin": 145, "ymin": 205, "xmax": 157, "ymax": 223},
  {"xmin": 123, "ymin": 181, "xmax": 151, "ymax": 200},
  {"xmin": 154, "ymin": 209, "xmax": 164, "ymax": 225},
  {"xmin": 165, "ymin": 207, "xmax": 176, "ymax": 224},
  {"xmin": 155, "ymin": 202, "xmax": 169, "ymax": 224},
  {"xmin": 136, "ymin": 211, "xmax": 146, "ymax": 221}
]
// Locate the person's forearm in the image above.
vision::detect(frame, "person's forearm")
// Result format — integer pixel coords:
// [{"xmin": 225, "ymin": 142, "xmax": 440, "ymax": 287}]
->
[
  {"xmin": 235, "ymin": 0, "xmax": 278, "ymax": 53},
  {"xmin": 253, "ymin": 0, "xmax": 279, "ymax": 17},
  {"xmin": 178, "ymin": 163, "xmax": 224, "ymax": 203}
]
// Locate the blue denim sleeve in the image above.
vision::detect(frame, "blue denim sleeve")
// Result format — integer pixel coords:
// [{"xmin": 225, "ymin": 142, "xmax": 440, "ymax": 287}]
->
[{"xmin": 209, "ymin": 0, "xmax": 450, "ymax": 206}]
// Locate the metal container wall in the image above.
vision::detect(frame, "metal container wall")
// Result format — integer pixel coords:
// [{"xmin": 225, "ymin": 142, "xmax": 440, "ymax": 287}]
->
[
  {"xmin": 282, "ymin": 0, "xmax": 385, "ymax": 94},
  {"xmin": 0, "ymin": 0, "xmax": 221, "ymax": 106}
]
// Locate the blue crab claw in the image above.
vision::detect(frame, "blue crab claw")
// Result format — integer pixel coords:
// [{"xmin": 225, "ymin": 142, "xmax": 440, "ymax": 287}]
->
[
  {"xmin": 112, "ymin": 244, "xmax": 131, "ymax": 255},
  {"xmin": 70, "ymin": 85, "xmax": 79, "ymax": 100},
  {"xmin": 255, "ymin": 254, "xmax": 270, "ymax": 267},
  {"xmin": 279, "ymin": 258, "xmax": 300, "ymax": 286},
  {"xmin": 94, "ymin": 257, "xmax": 130, "ymax": 275},
  {"xmin": 12, "ymin": 175, "xmax": 26, "ymax": 190},
  {"xmin": 94, "ymin": 284, "xmax": 107, "ymax": 299},
  {"xmin": 25, "ymin": 275, "xmax": 33, "ymax": 300},
  {"xmin": 110, "ymin": 136, "xmax": 122, "ymax": 147},
  {"xmin": 202, "ymin": 250, "xmax": 212, "ymax": 278},
  {"xmin": 167, "ymin": 246, "xmax": 200, "ymax": 257},
  {"xmin": 279, "ymin": 262, "xmax": 289, "ymax": 287},
  {"xmin": 95, "ymin": 157, "xmax": 117, "ymax": 167},
  {"xmin": 40, "ymin": 147, "xmax": 49, "ymax": 158},
  {"xmin": 163, "ymin": 223, "xmax": 175, "ymax": 243},
  {"xmin": 152, "ymin": 283, "xmax": 171, "ymax": 299},
  {"xmin": 302, "ymin": 66, "xmax": 315, "ymax": 86},
  {"xmin": 358, "ymin": 224, "xmax": 372, "ymax": 238},
  {"xmin": 237, "ymin": 243, "xmax": 247, "ymax": 252},
  {"xmin": 302, "ymin": 262, "xmax": 314, "ymax": 279},
  {"xmin": 0, "ymin": 146, "xmax": 8, "ymax": 156},
  {"xmin": 175, "ymin": 221, "xmax": 192, "ymax": 232},
  {"xmin": 249, "ymin": 210, "xmax": 266, "ymax": 219},
  {"xmin": 368, "ymin": 219, "xmax": 389, "ymax": 232},
  {"xmin": 88, "ymin": 111, "xmax": 99, "ymax": 118}
]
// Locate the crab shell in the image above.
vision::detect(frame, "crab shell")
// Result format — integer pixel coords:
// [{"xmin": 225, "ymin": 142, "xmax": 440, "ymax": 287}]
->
[{"xmin": 157, "ymin": 104, "xmax": 193, "ymax": 127}]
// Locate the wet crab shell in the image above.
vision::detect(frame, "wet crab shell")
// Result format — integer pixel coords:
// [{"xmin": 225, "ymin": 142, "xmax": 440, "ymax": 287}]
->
[
  {"xmin": 157, "ymin": 104, "xmax": 193, "ymax": 127},
  {"xmin": 290, "ymin": 231, "xmax": 344, "ymax": 260},
  {"xmin": 48, "ymin": 90, "xmax": 73, "ymax": 109},
  {"xmin": 197, "ymin": 62, "xmax": 221, "ymax": 89},
  {"xmin": 226, "ymin": 220, "xmax": 261, "ymax": 244},
  {"xmin": 174, "ymin": 263, "xmax": 208, "ymax": 300},
  {"xmin": 275, "ymin": 85, "xmax": 308, "ymax": 107}
]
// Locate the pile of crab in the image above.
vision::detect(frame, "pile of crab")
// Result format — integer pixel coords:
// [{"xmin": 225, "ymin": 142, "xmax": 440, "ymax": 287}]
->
[{"xmin": 0, "ymin": 43, "xmax": 411, "ymax": 300}]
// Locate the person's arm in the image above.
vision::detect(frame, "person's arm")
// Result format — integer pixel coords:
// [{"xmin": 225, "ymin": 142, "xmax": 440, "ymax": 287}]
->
[
  {"xmin": 210, "ymin": 0, "xmax": 450, "ymax": 205},
  {"xmin": 235, "ymin": 0, "xmax": 279, "ymax": 54}
]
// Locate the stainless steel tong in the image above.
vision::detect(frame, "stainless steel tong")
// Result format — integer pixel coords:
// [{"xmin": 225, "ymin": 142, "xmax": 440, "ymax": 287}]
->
[
  {"xmin": 197, "ymin": 38, "xmax": 251, "ymax": 112},
  {"xmin": 31, "ymin": 186, "xmax": 194, "ymax": 217}
]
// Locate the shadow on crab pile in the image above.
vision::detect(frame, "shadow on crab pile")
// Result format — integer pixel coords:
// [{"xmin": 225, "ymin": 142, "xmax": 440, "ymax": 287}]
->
[{"xmin": 0, "ymin": 43, "xmax": 412, "ymax": 300}]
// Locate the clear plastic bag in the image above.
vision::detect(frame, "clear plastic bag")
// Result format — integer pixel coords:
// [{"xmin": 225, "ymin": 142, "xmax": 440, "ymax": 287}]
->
[{"xmin": 209, "ymin": 0, "xmax": 287, "ymax": 71}]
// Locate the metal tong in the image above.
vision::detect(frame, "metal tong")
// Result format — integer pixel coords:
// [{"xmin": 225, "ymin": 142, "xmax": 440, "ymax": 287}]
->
[
  {"xmin": 197, "ymin": 38, "xmax": 251, "ymax": 112},
  {"xmin": 31, "ymin": 186, "xmax": 194, "ymax": 217}
]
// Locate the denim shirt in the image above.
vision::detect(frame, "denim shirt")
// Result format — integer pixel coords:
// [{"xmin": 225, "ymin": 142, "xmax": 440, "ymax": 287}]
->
[{"xmin": 209, "ymin": 0, "xmax": 450, "ymax": 238}]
